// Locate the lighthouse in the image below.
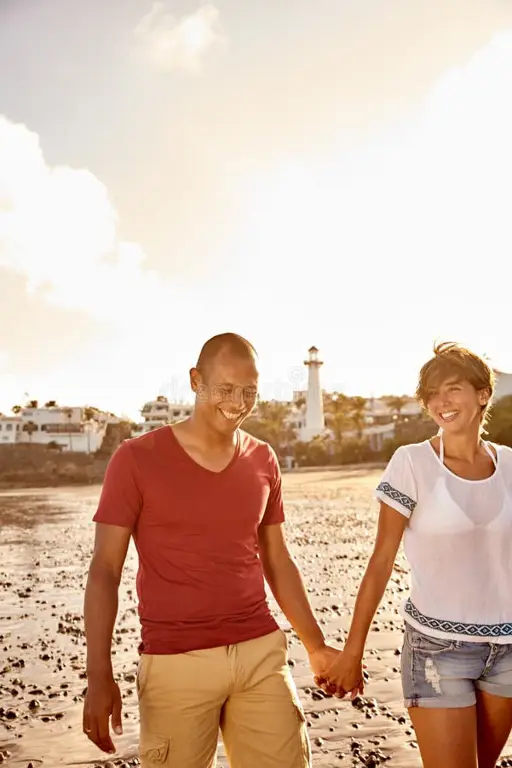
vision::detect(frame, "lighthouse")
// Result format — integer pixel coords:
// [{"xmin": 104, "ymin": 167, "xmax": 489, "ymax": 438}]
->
[{"xmin": 302, "ymin": 346, "xmax": 325, "ymax": 441}]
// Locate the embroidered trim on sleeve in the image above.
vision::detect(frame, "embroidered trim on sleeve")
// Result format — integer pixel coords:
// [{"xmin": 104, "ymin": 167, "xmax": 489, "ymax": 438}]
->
[{"xmin": 377, "ymin": 481, "xmax": 416, "ymax": 513}]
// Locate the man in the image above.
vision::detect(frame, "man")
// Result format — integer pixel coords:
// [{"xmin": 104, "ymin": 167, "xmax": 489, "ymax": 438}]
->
[{"xmin": 83, "ymin": 332, "xmax": 340, "ymax": 767}]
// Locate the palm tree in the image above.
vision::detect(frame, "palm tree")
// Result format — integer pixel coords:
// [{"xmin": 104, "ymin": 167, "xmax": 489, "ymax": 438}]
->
[
  {"xmin": 324, "ymin": 392, "xmax": 352, "ymax": 452},
  {"xmin": 11, "ymin": 405, "xmax": 22, "ymax": 415},
  {"xmin": 23, "ymin": 420, "xmax": 37, "ymax": 445},
  {"xmin": 65, "ymin": 409, "xmax": 73, "ymax": 451},
  {"xmin": 244, "ymin": 400, "xmax": 295, "ymax": 457},
  {"xmin": 349, "ymin": 396, "xmax": 368, "ymax": 439},
  {"xmin": 83, "ymin": 406, "xmax": 98, "ymax": 422},
  {"xmin": 384, "ymin": 395, "xmax": 409, "ymax": 421},
  {"xmin": 44, "ymin": 400, "xmax": 58, "ymax": 408}
]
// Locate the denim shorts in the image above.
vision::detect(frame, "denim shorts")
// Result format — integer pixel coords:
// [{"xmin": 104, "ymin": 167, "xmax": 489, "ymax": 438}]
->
[{"xmin": 401, "ymin": 623, "xmax": 512, "ymax": 708}]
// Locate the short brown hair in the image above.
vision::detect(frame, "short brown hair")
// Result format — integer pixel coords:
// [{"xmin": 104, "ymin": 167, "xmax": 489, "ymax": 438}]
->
[{"xmin": 416, "ymin": 342, "xmax": 495, "ymax": 422}]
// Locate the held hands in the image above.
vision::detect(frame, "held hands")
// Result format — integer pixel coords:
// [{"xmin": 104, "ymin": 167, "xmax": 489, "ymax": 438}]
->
[
  {"xmin": 308, "ymin": 643, "xmax": 342, "ymax": 684},
  {"xmin": 309, "ymin": 645, "xmax": 366, "ymax": 700},
  {"xmin": 83, "ymin": 676, "xmax": 123, "ymax": 754}
]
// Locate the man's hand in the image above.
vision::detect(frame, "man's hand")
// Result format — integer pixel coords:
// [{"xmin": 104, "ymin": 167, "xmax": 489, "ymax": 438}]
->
[
  {"xmin": 307, "ymin": 643, "xmax": 342, "ymax": 693},
  {"xmin": 316, "ymin": 649, "xmax": 366, "ymax": 699},
  {"xmin": 83, "ymin": 677, "xmax": 123, "ymax": 754}
]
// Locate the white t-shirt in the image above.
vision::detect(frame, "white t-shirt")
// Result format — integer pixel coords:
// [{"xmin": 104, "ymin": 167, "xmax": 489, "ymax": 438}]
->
[{"xmin": 375, "ymin": 440, "xmax": 512, "ymax": 643}]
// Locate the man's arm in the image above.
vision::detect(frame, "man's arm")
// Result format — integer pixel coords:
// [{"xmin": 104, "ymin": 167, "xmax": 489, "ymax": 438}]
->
[
  {"xmin": 258, "ymin": 523, "xmax": 325, "ymax": 653},
  {"xmin": 84, "ymin": 522, "xmax": 131, "ymax": 679},
  {"xmin": 83, "ymin": 523, "xmax": 131, "ymax": 755},
  {"xmin": 83, "ymin": 440, "xmax": 142, "ymax": 753}
]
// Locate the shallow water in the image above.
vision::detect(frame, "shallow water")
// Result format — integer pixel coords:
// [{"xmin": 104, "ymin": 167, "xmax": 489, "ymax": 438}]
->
[{"xmin": 1, "ymin": 473, "xmax": 510, "ymax": 767}]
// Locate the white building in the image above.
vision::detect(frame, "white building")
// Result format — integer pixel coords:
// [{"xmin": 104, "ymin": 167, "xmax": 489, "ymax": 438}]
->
[
  {"xmin": 0, "ymin": 415, "xmax": 21, "ymax": 444},
  {"xmin": 365, "ymin": 397, "xmax": 422, "ymax": 423},
  {"xmin": 16, "ymin": 404, "xmax": 106, "ymax": 453},
  {"xmin": 133, "ymin": 396, "xmax": 193, "ymax": 435},
  {"xmin": 362, "ymin": 422, "xmax": 396, "ymax": 452}
]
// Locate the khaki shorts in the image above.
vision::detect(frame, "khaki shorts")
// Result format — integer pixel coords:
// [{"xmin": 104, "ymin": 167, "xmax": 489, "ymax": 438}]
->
[{"xmin": 137, "ymin": 628, "xmax": 311, "ymax": 767}]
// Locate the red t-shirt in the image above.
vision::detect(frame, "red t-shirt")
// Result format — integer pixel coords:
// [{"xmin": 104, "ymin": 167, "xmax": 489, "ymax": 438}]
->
[{"xmin": 93, "ymin": 426, "xmax": 284, "ymax": 654}]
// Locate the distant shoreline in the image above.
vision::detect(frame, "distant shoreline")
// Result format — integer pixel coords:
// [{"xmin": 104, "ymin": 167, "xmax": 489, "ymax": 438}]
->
[
  {"xmin": 0, "ymin": 442, "xmax": 388, "ymax": 492},
  {"xmin": 0, "ymin": 443, "xmax": 109, "ymax": 491},
  {"xmin": 0, "ymin": 459, "xmax": 386, "ymax": 492},
  {"xmin": 282, "ymin": 461, "xmax": 386, "ymax": 474},
  {"xmin": 0, "ymin": 477, "xmax": 103, "ymax": 491}
]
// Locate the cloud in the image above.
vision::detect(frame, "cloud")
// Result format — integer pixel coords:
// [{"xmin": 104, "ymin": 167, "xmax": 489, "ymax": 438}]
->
[
  {"xmin": 2, "ymin": 5, "xmax": 512, "ymax": 412},
  {"xmin": 0, "ymin": 113, "xmax": 240, "ymax": 413},
  {"xmin": 226, "ymin": 30, "xmax": 512, "ymax": 375},
  {"xmin": 208, "ymin": 0, "xmax": 512, "ymax": 156},
  {"xmin": 121, "ymin": 0, "xmax": 512, "ymax": 281},
  {"xmin": 0, "ymin": 115, "xmax": 184, "ymax": 332},
  {"xmin": 0, "ymin": 266, "xmax": 105, "ymax": 375},
  {"xmin": 133, "ymin": 2, "xmax": 225, "ymax": 73}
]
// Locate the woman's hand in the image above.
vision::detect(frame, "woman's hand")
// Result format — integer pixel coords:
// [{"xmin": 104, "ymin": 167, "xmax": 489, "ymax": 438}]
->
[{"xmin": 315, "ymin": 649, "xmax": 366, "ymax": 699}]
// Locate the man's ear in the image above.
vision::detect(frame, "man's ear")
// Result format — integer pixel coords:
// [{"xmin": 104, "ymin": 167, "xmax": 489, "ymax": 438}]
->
[{"xmin": 190, "ymin": 367, "xmax": 200, "ymax": 393}]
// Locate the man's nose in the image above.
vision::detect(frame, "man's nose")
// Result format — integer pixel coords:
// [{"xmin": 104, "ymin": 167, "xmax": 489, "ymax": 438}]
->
[{"xmin": 229, "ymin": 387, "xmax": 245, "ymax": 408}]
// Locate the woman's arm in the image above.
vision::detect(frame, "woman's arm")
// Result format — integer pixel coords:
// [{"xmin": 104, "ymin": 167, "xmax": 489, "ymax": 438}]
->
[{"xmin": 321, "ymin": 502, "xmax": 408, "ymax": 697}]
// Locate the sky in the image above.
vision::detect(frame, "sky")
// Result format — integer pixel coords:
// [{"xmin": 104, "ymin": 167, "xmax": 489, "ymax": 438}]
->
[{"xmin": 1, "ymin": 0, "xmax": 512, "ymax": 420}]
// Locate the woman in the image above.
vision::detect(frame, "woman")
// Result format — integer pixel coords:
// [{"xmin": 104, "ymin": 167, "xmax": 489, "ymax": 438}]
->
[{"xmin": 321, "ymin": 342, "xmax": 512, "ymax": 768}]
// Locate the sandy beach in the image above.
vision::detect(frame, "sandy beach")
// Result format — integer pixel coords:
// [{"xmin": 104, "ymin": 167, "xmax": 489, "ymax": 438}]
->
[{"xmin": 1, "ymin": 467, "xmax": 511, "ymax": 768}]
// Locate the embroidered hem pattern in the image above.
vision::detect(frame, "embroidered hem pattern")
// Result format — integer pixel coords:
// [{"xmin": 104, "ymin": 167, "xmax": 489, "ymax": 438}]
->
[{"xmin": 405, "ymin": 599, "xmax": 512, "ymax": 638}]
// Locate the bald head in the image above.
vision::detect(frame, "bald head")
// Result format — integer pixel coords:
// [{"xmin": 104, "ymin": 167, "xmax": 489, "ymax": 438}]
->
[
  {"xmin": 195, "ymin": 333, "xmax": 258, "ymax": 377},
  {"xmin": 190, "ymin": 333, "xmax": 259, "ymax": 431}
]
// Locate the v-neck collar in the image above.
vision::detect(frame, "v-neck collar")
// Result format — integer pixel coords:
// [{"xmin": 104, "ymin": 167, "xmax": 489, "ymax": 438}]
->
[{"xmin": 166, "ymin": 425, "xmax": 241, "ymax": 475}]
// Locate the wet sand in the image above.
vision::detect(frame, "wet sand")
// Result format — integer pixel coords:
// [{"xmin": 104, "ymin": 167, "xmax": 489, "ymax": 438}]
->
[{"xmin": 1, "ymin": 469, "xmax": 511, "ymax": 767}]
